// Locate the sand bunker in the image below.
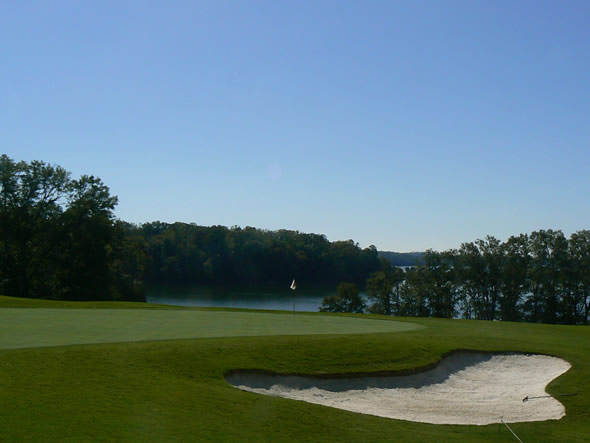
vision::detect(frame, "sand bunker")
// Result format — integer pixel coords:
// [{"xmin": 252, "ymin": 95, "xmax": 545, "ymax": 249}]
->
[{"xmin": 227, "ymin": 352, "xmax": 571, "ymax": 425}]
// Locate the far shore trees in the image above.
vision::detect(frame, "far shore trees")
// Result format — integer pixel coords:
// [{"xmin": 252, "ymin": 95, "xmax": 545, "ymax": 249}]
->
[{"xmin": 129, "ymin": 223, "xmax": 381, "ymax": 288}]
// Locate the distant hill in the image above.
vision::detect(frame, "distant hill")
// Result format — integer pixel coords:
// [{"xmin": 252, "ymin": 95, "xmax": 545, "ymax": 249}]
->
[{"xmin": 378, "ymin": 251, "xmax": 425, "ymax": 266}]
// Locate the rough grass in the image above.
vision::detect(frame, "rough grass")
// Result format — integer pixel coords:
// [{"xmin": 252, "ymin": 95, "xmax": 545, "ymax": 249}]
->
[{"xmin": 0, "ymin": 296, "xmax": 588, "ymax": 442}]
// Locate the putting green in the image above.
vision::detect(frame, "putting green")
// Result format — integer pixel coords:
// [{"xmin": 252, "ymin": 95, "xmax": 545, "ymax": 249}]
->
[{"xmin": 0, "ymin": 308, "xmax": 423, "ymax": 350}]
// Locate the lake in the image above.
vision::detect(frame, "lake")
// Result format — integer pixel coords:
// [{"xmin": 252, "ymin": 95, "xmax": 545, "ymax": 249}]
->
[{"xmin": 145, "ymin": 284, "xmax": 338, "ymax": 312}]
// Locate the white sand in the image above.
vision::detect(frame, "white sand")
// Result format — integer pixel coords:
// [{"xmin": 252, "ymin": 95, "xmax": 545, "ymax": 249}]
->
[{"xmin": 227, "ymin": 352, "xmax": 571, "ymax": 425}]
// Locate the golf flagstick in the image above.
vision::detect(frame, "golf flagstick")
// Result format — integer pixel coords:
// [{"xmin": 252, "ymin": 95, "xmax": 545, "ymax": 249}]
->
[
  {"xmin": 523, "ymin": 392, "xmax": 577, "ymax": 402},
  {"xmin": 290, "ymin": 279, "xmax": 296, "ymax": 313}
]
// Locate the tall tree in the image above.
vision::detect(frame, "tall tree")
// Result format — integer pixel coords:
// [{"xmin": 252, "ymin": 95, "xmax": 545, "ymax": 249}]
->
[
  {"xmin": 366, "ymin": 263, "xmax": 405, "ymax": 316},
  {"xmin": 400, "ymin": 266, "xmax": 430, "ymax": 317},
  {"xmin": 567, "ymin": 230, "xmax": 590, "ymax": 324},
  {"xmin": 366, "ymin": 271, "xmax": 395, "ymax": 315},
  {"xmin": 0, "ymin": 155, "xmax": 69, "ymax": 298},
  {"xmin": 319, "ymin": 282, "xmax": 365, "ymax": 313},
  {"xmin": 477, "ymin": 236, "xmax": 502, "ymax": 320},
  {"xmin": 526, "ymin": 230, "xmax": 568, "ymax": 324},
  {"xmin": 0, "ymin": 155, "xmax": 140, "ymax": 301},
  {"xmin": 456, "ymin": 237, "xmax": 501, "ymax": 320},
  {"xmin": 499, "ymin": 234, "xmax": 530, "ymax": 321},
  {"xmin": 58, "ymin": 175, "xmax": 118, "ymax": 300},
  {"xmin": 421, "ymin": 249, "xmax": 457, "ymax": 318}
]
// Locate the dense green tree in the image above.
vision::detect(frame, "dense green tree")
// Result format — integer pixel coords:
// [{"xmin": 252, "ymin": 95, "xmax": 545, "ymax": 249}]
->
[
  {"xmin": 0, "ymin": 155, "xmax": 142, "ymax": 302},
  {"xmin": 388, "ymin": 266, "xmax": 406, "ymax": 316},
  {"xmin": 478, "ymin": 237, "xmax": 502, "ymax": 320},
  {"xmin": 455, "ymin": 242, "xmax": 483, "ymax": 319},
  {"xmin": 456, "ymin": 237, "xmax": 501, "ymax": 320},
  {"xmin": 108, "ymin": 221, "xmax": 149, "ymax": 301},
  {"xmin": 526, "ymin": 230, "xmax": 567, "ymax": 323},
  {"xmin": 58, "ymin": 175, "xmax": 119, "ymax": 300},
  {"xmin": 566, "ymin": 230, "xmax": 590, "ymax": 324},
  {"xmin": 319, "ymin": 282, "xmax": 365, "ymax": 313},
  {"xmin": 399, "ymin": 266, "xmax": 429, "ymax": 317},
  {"xmin": 0, "ymin": 155, "xmax": 68, "ymax": 298},
  {"xmin": 366, "ymin": 263, "xmax": 405, "ymax": 315},
  {"xmin": 366, "ymin": 271, "xmax": 394, "ymax": 315},
  {"xmin": 499, "ymin": 234, "xmax": 530, "ymax": 321},
  {"xmin": 421, "ymin": 249, "xmax": 457, "ymax": 318}
]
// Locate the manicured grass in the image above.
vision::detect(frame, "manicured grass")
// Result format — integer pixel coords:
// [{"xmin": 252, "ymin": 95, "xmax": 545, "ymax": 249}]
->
[
  {"xmin": 0, "ymin": 308, "xmax": 422, "ymax": 349},
  {"xmin": 0, "ymin": 297, "xmax": 588, "ymax": 442}
]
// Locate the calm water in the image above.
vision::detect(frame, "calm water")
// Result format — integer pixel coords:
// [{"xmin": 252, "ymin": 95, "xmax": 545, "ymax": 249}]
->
[{"xmin": 145, "ymin": 285, "xmax": 338, "ymax": 312}]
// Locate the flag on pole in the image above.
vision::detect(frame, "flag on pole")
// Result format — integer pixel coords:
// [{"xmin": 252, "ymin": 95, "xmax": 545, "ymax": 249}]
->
[{"xmin": 290, "ymin": 279, "xmax": 296, "ymax": 290}]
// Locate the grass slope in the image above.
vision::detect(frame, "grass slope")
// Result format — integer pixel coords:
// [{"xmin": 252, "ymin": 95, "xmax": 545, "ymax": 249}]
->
[
  {"xmin": 0, "ymin": 294, "xmax": 174, "ymax": 309},
  {"xmin": 0, "ymin": 297, "xmax": 588, "ymax": 442}
]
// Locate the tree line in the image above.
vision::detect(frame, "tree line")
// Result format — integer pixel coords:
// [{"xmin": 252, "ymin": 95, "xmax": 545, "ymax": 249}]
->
[
  {"xmin": 322, "ymin": 231, "xmax": 590, "ymax": 325},
  {"xmin": 0, "ymin": 156, "xmax": 381, "ymax": 301},
  {"xmin": 4, "ymin": 156, "xmax": 590, "ymax": 325},
  {"xmin": 123, "ymin": 221, "xmax": 380, "ymax": 288}
]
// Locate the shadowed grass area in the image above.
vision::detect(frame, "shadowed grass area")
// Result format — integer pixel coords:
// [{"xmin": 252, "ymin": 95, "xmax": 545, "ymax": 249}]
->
[
  {"xmin": 0, "ymin": 308, "xmax": 422, "ymax": 349},
  {"xmin": 0, "ymin": 297, "xmax": 588, "ymax": 441},
  {"xmin": 0, "ymin": 295, "xmax": 179, "ymax": 309}
]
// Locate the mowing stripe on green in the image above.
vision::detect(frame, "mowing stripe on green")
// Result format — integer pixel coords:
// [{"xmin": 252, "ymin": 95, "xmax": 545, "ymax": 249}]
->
[{"xmin": 0, "ymin": 308, "xmax": 423, "ymax": 349}]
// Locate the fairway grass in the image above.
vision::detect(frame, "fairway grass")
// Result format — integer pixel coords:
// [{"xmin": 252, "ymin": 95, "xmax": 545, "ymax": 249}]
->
[
  {"xmin": 1, "ymin": 297, "xmax": 589, "ymax": 441},
  {"xmin": 0, "ymin": 308, "xmax": 422, "ymax": 349}
]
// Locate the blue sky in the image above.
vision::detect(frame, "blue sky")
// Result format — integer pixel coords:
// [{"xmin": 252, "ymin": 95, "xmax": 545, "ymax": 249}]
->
[{"xmin": 2, "ymin": 1, "xmax": 589, "ymax": 251}]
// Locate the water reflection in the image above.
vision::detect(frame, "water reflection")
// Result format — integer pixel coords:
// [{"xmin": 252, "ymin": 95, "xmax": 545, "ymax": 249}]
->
[{"xmin": 145, "ymin": 285, "xmax": 338, "ymax": 312}]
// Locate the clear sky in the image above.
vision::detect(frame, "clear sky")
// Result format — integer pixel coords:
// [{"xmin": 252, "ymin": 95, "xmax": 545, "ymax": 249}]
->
[{"xmin": 2, "ymin": 1, "xmax": 589, "ymax": 252}]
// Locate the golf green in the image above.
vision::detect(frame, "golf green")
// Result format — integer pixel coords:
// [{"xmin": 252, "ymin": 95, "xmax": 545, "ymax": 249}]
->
[{"xmin": 0, "ymin": 308, "xmax": 423, "ymax": 349}]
